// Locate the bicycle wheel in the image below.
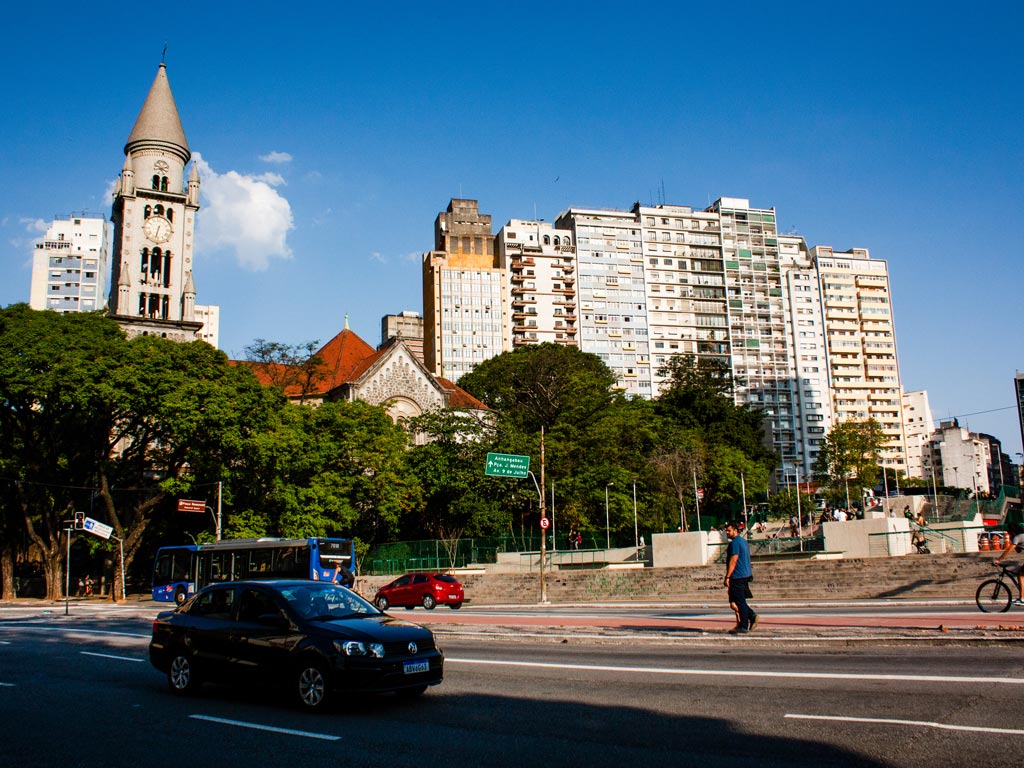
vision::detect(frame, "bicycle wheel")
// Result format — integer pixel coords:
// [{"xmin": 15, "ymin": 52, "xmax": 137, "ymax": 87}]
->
[{"xmin": 976, "ymin": 579, "xmax": 1013, "ymax": 613}]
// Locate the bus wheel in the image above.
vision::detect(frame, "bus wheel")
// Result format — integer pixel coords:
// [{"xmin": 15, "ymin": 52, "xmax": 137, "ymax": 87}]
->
[{"xmin": 174, "ymin": 587, "xmax": 187, "ymax": 605}]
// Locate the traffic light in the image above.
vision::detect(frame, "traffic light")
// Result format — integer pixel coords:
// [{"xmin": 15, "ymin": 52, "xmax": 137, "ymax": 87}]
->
[{"xmin": 74, "ymin": 512, "xmax": 85, "ymax": 530}]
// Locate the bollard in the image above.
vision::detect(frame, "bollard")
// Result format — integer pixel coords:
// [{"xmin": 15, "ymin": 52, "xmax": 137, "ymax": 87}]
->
[{"xmin": 978, "ymin": 532, "xmax": 990, "ymax": 551}]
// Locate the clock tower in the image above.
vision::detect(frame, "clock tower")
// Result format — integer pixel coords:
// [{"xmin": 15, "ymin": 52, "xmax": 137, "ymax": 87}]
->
[{"xmin": 108, "ymin": 62, "xmax": 203, "ymax": 341}]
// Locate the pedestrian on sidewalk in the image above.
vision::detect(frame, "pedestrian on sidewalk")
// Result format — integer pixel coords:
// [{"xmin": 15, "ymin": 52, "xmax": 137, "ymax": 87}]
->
[{"xmin": 723, "ymin": 520, "xmax": 758, "ymax": 634}]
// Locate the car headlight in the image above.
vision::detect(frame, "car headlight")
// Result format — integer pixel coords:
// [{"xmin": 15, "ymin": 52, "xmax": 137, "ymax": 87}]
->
[{"xmin": 334, "ymin": 640, "xmax": 385, "ymax": 658}]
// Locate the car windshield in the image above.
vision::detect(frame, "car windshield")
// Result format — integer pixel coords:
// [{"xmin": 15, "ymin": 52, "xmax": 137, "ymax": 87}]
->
[{"xmin": 279, "ymin": 584, "xmax": 380, "ymax": 620}]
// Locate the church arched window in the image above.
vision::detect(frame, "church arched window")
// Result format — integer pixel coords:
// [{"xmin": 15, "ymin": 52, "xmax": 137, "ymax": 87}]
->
[
  {"xmin": 154, "ymin": 204, "xmax": 164, "ymax": 216},
  {"xmin": 166, "ymin": 209, "xmax": 173, "ymax": 222},
  {"xmin": 160, "ymin": 176, "xmax": 169, "ymax": 192},
  {"xmin": 144, "ymin": 205, "xmax": 152, "ymax": 219},
  {"xmin": 553, "ymin": 236, "xmax": 561, "ymax": 246},
  {"xmin": 543, "ymin": 235, "xmax": 551, "ymax": 245},
  {"xmin": 140, "ymin": 248, "xmax": 149, "ymax": 276},
  {"xmin": 152, "ymin": 175, "xmax": 160, "ymax": 190}
]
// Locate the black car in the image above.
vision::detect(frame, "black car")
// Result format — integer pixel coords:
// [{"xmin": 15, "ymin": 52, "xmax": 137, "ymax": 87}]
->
[{"xmin": 149, "ymin": 580, "xmax": 443, "ymax": 709}]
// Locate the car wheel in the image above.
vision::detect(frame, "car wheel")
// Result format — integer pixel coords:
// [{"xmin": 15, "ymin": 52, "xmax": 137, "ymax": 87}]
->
[
  {"xmin": 173, "ymin": 587, "xmax": 187, "ymax": 605},
  {"xmin": 295, "ymin": 661, "xmax": 330, "ymax": 710},
  {"xmin": 396, "ymin": 684, "xmax": 428, "ymax": 699},
  {"xmin": 167, "ymin": 651, "xmax": 200, "ymax": 694},
  {"xmin": 422, "ymin": 594, "xmax": 436, "ymax": 610},
  {"xmin": 375, "ymin": 595, "xmax": 389, "ymax": 610},
  {"xmin": 449, "ymin": 602, "xmax": 462, "ymax": 610}
]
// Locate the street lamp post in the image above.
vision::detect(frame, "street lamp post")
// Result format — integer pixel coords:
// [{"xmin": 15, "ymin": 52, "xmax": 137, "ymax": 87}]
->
[
  {"xmin": 604, "ymin": 483, "xmax": 613, "ymax": 550},
  {"xmin": 740, "ymin": 470, "xmax": 748, "ymax": 530},
  {"xmin": 632, "ymin": 480, "xmax": 639, "ymax": 551}
]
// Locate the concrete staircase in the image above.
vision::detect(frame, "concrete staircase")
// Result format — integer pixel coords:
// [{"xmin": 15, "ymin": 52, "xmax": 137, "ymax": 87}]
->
[{"xmin": 357, "ymin": 552, "xmax": 1000, "ymax": 605}]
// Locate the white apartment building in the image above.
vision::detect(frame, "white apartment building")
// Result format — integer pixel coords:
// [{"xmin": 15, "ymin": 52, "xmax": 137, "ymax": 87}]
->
[
  {"xmin": 634, "ymin": 204, "xmax": 729, "ymax": 393},
  {"xmin": 901, "ymin": 389, "xmax": 935, "ymax": 480},
  {"xmin": 780, "ymin": 234, "xmax": 834, "ymax": 479},
  {"xmin": 931, "ymin": 419, "xmax": 990, "ymax": 495},
  {"xmin": 812, "ymin": 246, "xmax": 908, "ymax": 474},
  {"xmin": 555, "ymin": 207, "xmax": 651, "ymax": 396},
  {"xmin": 496, "ymin": 220, "xmax": 578, "ymax": 349},
  {"xmin": 193, "ymin": 304, "xmax": 220, "ymax": 348},
  {"xmin": 30, "ymin": 214, "xmax": 110, "ymax": 313}
]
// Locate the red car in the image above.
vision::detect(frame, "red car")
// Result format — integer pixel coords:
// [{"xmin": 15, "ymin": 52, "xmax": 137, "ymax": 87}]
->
[{"xmin": 374, "ymin": 573, "xmax": 464, "ymax": 611}]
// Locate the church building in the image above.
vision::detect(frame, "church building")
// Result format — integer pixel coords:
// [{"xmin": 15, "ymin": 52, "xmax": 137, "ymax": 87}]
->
[{"xmin": 107, "ymin": 63, "xmax": 204, "ymax": 341}]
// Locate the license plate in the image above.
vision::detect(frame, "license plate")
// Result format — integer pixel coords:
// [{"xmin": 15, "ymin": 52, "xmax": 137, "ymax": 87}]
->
[
  {"xmin": 404, "ymin": 661, "xmax": 429, "ymax": 675},
  {"xmin": 448, "ymin": 594, "xmax": 458, "ymax": 599}
]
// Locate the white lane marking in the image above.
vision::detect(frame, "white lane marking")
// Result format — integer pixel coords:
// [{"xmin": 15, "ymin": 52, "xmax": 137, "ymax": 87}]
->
[
  {"xmin": 0, "ymin": 682, "xmax": 13, "ymax": 687},
  {"xmin": 81, "ymin": 651, "xmax": 144, "ymax": 663},
  {"xmin": 0, "ymin": 624, "xmax": 148, "ymax": 639},
  {"xmin": 189, "ymin": 715, "xmax": 340, "ymax": 741},
  {"xmin": 446, "ymin": 657, "xmax": 1024, "ymax": 685},
  {"xmin": 786, "ymin": 713, "xmax": 1024, "ymax": 736}
]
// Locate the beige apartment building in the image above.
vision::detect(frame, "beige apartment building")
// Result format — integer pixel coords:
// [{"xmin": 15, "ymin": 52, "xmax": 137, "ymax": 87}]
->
[
  {"xmin": 812, "ymin": 246, "xmax": 908, "ymax": 473},
  {"xmin": 496, "ymin": 219, "xmax": 578, "ymax": 350},
  {"xmin": 422, "ymin": 199, "xmax": 508, "ymax": 380}
]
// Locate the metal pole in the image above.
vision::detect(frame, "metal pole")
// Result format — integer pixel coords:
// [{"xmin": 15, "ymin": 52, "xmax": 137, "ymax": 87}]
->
[
  {"xmin": 930, "ymin": 463, "xmax": 939, "ymax": 509},
  {"xmin": 119, "ymin": 537, "xmax": 126, "ymax": 602},
  {"xmin": 882, "ymin": 465, "xmax": 889, "ymax": 517},
  {"xmin": 605, "ymin": 483, "xmax": 612, "ymax": 549},
  {"xmin": 550, "ymin": 481, "xmax": 556, "ymax": 554},
  {"xmin": 740, "ymin": 471, "xmax": 748, "ymax": 529},
  {"xmin": 539, "ymin": 427, "xmax": 548, "ymax": 604},
  {"xmin": 632, "ymin": 480, "xmax": 638, "ymax": 550},
  {"xmin": 795, "ymin": 465, "xmax": 804, "ymax": 553},
  {"xmin": 216, "ymin": 481, "xmax": 223, "ymax": 541},
  {"xmin": 693, "ymin": 468, "xmax": 701, "ymax": 532},
  {"xmin": 65, "ymin": 527, "xmax": 72, "ymax": 616}
]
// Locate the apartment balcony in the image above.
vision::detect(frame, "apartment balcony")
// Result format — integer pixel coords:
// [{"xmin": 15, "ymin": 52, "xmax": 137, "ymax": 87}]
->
[
  {"xmin": 512, "ymin": 312, "xmax": 537, "ymax": 321},
  {"xmin": 511, "ymin": 286, "xmax": 528, "ymax": 295},
  {"xmin": 511, "ymin": 297, "xmax": 537, "ymax": 308},
  {"xmin": 553, "ymin": 287, "xmax": 576, "ymax": 295},
  {"xmin": 558, "ymin": 245, "xmax": 577, "ymax": 254},
  {"xmin": 562, "ymin": 264, "xmax": 575, "ymax": 273},
  {"xmin": 513, "ymin": 338, "xmax": 532, "ymax": 346},
  {"xmin": 505, "ymin": 242, "xmax": 523, "ymax": 252},
  {"xmin": 563, "ymin": 326, "xmax": 577, "ymax": 335},
  {"xmin": 510, "ymin": 273, "xmax": 526, "ymax": 283}
]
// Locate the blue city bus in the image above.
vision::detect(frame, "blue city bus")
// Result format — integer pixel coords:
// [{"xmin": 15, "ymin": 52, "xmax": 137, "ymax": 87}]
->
[{"xmin": 151, "ymin": 537, "xmax": 356, "ymax": 604}]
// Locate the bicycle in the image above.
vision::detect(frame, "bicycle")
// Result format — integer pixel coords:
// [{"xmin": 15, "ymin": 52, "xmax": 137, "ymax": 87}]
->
[{"xmin": 975, "ymin": 563, "xmax": 1022, "ymax": 613}]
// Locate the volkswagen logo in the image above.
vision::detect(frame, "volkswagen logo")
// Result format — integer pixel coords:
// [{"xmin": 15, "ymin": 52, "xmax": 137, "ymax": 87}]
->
[{"xmin": 407, "ymin": 642, "xmax": 418, "ymax": 655}]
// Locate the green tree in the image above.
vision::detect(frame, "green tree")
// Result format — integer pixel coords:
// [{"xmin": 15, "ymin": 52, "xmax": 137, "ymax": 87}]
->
[
  {"xmin": 242, "ymin": 338, "xmax": 326, "ymax": 404},
  {"xmin": 813, "ymin": 419, "xmax": 888, "ymax": 504}
]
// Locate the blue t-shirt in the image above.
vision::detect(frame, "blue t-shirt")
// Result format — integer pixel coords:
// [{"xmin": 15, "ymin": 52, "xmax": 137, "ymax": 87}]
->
[{"xmin": 727, "ymin": 535, "xmax": 752, "ymax": 579}]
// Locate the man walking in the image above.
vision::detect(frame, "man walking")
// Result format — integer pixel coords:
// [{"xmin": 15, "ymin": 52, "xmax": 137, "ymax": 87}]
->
[{"xmin": 723, "ymin": 521, "xmax": 758, "ymax": 634}]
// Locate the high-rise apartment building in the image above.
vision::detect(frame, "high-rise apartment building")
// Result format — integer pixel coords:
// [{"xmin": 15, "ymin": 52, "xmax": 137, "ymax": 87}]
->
[
  {"xmin": 555, "ymin": 207, "xmax": 651, "ymax": 396},
  {"xmin": 496, "ymin": 219, "xmax": 578, "ymax": 349},
  {"xmin": 812, "ymin": 246, "xmax": 908, "ymax": 473},
  {"xmin": 30, "ymin": 214, "xmax": 110, "ymax": 313},
  {"xmin": 634, "ymin": 204, "xmax": 728, "ymax": 393},
  {"xmin": 780, "ymin": 234, "xmax": 834, "ymax": 479},
  {"xmin": 422, "ymin": 199, "xmax": 507, "ymax": 380},
  {"xmin": 193, "ymin": 304, "xmax": 220, "ymax": 348},
  {"xmin": 901, "ymin": 389, "xmax": 935, "ymax": 480}
]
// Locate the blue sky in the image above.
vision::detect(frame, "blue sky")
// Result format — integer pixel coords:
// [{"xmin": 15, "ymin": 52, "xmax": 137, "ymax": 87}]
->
[{"xmin": 2, "ymin": 2, "xmax": 1022, "ymax": 454}]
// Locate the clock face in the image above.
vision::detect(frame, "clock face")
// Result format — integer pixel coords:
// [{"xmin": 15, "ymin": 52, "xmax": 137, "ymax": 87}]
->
[{"xmin": 143, "ymin": 215, "xmax": 172, "ymax": 244}]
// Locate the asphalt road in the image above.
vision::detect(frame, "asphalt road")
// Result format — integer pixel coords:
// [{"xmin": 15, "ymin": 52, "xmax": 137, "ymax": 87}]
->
[{"xmin": 1, "ymin": 606, "xmax": 1022, "ymax": 767}]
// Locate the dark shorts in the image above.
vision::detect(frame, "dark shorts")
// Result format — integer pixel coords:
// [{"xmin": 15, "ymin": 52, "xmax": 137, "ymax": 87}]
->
[{"xmin": 728, "ymin": 577, "xmax": 752, "ymax": 603}]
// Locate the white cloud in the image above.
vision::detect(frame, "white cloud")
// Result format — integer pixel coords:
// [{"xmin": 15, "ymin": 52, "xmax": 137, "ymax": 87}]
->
[
  {"xmin": 193, "ymin": 153, "xmax": 294, "ymax": 271},
  {"xmin": 253, "ymin": 172, "xmax": 286, "ymax": 186},
  {"xmin": 259, "ymin": 151, "xmax": 293, "ymax": 164},
  {"xmin": 20, "ymin": 217, "xmax": 47, "ymax": 234}
]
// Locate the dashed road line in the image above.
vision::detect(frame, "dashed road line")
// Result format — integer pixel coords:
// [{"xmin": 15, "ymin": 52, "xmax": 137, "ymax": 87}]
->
[
  {"xmin": 81, "ymin": 651, "xmax": 144, "ymax": 663},
  {"xmin": 785, "ymin": 713, "xmax": 1024, "ymax": 735},
  {"xmin": 189, "ymin": 714, "xmax": 341, "ymax": 741}
]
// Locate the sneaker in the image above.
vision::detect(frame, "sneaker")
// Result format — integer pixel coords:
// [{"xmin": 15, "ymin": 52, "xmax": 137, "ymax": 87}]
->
[
  {"xmin": 1013, "ymin": 599, "xmax": 1024, "ymax": 606},
  {"xmin": 749, "ymin": 613, "xmax": 759, "ymax": 631},
  {"xmin": 727, "ymin": 627, "xmax": 749, "ymax": 635}
]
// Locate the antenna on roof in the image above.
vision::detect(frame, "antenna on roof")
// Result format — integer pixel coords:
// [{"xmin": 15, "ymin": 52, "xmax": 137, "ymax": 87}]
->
[{"xmin": 162, "ymin": 42, "xmax": 168, "ymax": 64}]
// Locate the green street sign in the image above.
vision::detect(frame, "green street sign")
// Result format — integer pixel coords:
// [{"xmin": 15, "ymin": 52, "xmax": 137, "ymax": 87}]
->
[{"xmin": 485, "ymin": 452, "xmax": 531, "ymax": 479}]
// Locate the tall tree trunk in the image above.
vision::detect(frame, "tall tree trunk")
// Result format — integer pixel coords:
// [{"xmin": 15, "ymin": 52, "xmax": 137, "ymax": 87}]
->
[{"xmin": 0, "ymin": 542, "xmax": 15, "ymax": 600}]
